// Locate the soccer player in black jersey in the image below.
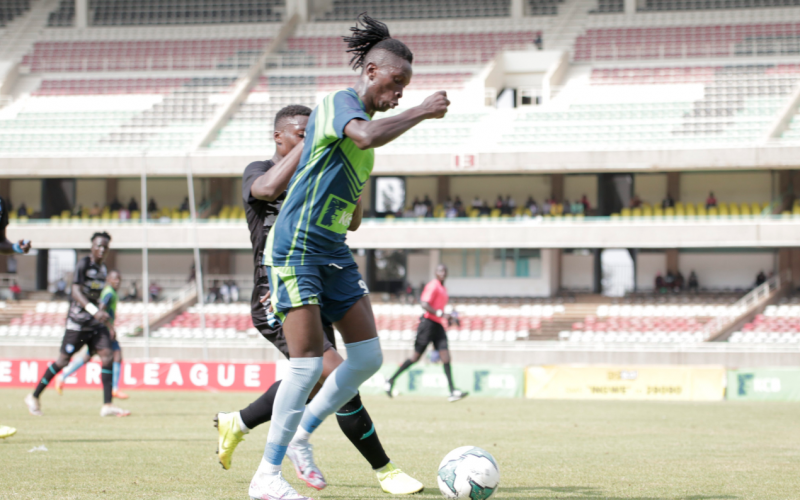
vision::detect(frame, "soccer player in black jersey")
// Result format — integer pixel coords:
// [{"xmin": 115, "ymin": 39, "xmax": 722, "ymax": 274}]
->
[
  {"xmin": 0, "ymin": 195, "xmax": 32, "ymax": 439},
  {"xmin": 25, "ymin": 232, "xmax": 130, "ymax": 417},
  {"xmin": 214, "ymin": 105, "xmax": 423, "ymax": 495}
]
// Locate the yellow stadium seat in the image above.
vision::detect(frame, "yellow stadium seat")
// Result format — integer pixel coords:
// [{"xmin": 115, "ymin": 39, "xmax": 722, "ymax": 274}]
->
[
  {"xmin": 750, "ymin": 202, "xmax": 761, "ymax": 215},
  {"xmin": 697, "ymin": 206, "xmax": 707, "ymax": 217},
  {"xmin": 719, "ymin": 205, "xmax": 729, "ymax": 217},
  {"xmin": 782, "ymin": 211, "xmax": 792, "ymax": 218},
  {"xmin": 654, "ymin": 207, "xmax": 664, "ymax": 217},
  {"xmin": 610, "ymin": 213, "xmax": 620, "ymax": 218},
  {"xmin": 729, "ymin": 205, "xmax": 740, "ymax": 216},
  {"xmin": 685, "ymin": 204, "xmax": 696, "ymax": 217},
  {"xmin": 793, "ymin": 205, "xmax": 800, "ymax": 216},
  {"xmin": 761, "ymin": 202, "xmax": 770, "ymax": 211},
  {"xmin": 621, "ymin": 208, "xmax": 631, "ymax": 217},
  {"xmin": 674, "ymin": 201, "xmax": 684, "ymax": 211},
  {"xmin": 642, "ymin": 206, "xmax": 653, "ymax": 217},
  {"xmin": 665, "ymin": 207, "xmax": 675, "ymax": 217},
  {"xmin": 632, "ymin": 208, "xmax": 643, "ymax": 217},
  {"xmin": 708, "ymin": 207, "xmax": 718, "ymax": 217},
  {"xmin": 385, "ymin": 214, "xmax": 395, "ymax": 220},
  {"xmin": 524, "ymin": 208, "xmax": 532, "ymax": 217},
  {"xmin": 131, "ymin": 211, "xmax": 141, "ymax": 220}
]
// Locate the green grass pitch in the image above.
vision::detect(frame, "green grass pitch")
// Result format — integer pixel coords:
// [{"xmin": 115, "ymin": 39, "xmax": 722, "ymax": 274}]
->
[{"xmin": 1, "ymin": 388, "xmax": 800, "ymax": 499}]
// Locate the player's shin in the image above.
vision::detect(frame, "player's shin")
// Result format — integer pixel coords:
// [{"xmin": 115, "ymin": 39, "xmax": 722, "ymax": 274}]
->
[
  {"xmin": 33, "ymin": 362, "xmax": 62, "ymax": 398},
  {"xmin": 263, "ymin": 357, "xmax": 323, "ymax": 474},
  {"xmin": 101, "ymin": 365, "xmax": 113, "ymax": 404},
  {"xmin": 297, "ymin": 337, "xmax": 383, "ymax": 442},
  {"xmin": 112, "ymin": 362, "xmax": 120, "ymax": 391},
  {"xmin": 335, "ymin": 392, "xmax": 390, "ymax": 470}
]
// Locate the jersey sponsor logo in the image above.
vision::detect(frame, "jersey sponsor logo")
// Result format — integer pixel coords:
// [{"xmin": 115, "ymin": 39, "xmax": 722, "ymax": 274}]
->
[
  {"xmin": 86, "ymin": 269, "xmax": 97, "ymax": 279},
  {"xmin": 316, "ymin": 194, "xmax": 355, "ymax": 234}
]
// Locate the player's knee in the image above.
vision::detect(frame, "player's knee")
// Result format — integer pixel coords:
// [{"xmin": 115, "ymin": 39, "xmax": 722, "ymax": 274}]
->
[{"xmin": 344, "ymin": 338, "xmax": 383, "ymax": 376}]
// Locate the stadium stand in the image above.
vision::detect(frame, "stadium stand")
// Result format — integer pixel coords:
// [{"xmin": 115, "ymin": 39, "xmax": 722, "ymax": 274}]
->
[
  {"xmin": 728, "ymin": 297, "xmax": 800, "ymax": 343},
  {"xmin": 321, "ymin": 0, "xmax": 511, "ymax": 21},
  {"xmin": 0, "ymin": 0, "xmax": 30, "ymax": 27},
  {"xmin": 639, "ymin": 0, "xmax": 800, "ymax": 11},
  {"xmin": 574, "ymin": 22, "xmax": 800, "ymax": 61},
  {"xmin": 47, "ymin": 0, "xmax": 284, "ymax": 27}
]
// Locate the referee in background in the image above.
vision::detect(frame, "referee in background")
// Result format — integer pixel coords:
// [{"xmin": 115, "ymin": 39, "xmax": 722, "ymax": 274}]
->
[{"xmin": 385, "ymin": 264, "xmax": 468, "ymax": 402}]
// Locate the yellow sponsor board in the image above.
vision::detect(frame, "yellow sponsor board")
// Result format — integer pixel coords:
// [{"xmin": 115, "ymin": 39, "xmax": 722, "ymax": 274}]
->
[{"xmin": 525, "ymin": 365, "xmax": 726, "ymax": 401}]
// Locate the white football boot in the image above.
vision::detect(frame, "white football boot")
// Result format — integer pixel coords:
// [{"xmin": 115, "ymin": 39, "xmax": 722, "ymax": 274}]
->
[
  {"xmin": 286, "ymin": 440, "xmax": 327, "ymax": 490},
  {"xmin": 249, "ymin": 458, "xmax": 312, "ymax": 500}
]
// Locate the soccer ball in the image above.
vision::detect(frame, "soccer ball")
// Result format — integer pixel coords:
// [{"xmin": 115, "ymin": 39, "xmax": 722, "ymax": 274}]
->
[{"xmin": 437, "ymin": 446, "xmax": 500, "ymax": 499}]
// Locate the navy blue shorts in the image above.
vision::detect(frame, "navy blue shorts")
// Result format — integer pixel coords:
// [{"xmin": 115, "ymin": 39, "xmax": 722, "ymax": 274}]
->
[{"xmin": 268, "ymin": 262, "xmax": 369, "ymax": 324}]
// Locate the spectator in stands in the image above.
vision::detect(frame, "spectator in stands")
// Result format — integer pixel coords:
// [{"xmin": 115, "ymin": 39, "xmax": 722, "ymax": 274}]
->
[
  {"xmin": 17, "ymin": 202, "xmax": 27, "ymax": 218},
  {"xmin": 581, "ymin": 194, "xmax": 591, "ymax": 213},
  {"xmin": 534, "ymin": 33, "xmax": 543, "ymax": 50},
  {"xmin": 229, "ymin": 280, "xmax": 239, "ymax": 303},
  {"xmin": 674, "ymin": 271, "xmax": 685, "ymax": 292},
  {"xmin": 147, "ymin": 198, "xmax": 158, "ymax": 215},
  {"xmin": 109, "ymin": 197, "xmax": 122, "ymax": 212},
  {"xmin": 127, "ymin": 197, "xmax": 139, "ymax": 213},
  {"xmin": 755, "ymin": 270, "xmax": 767, "ymax": 287},
  {"xmin": 655, "ymin": 272, "xmax": 666, "ymax": 293},
  {"xmin": 688, "ymin": 271, "xmax": 699, "ymax": 293},
  {"xmin": 505, "ymin": 195, "xmax": 516, "ymax": 215},
  {"xmin": 423, "ymin": 195, "xmax": 433, "ymax": 216},
  {"xmin": 662, "ymin": 194, "xmax": 675, "ymax": 209},
  {"xmin": 122, "ymin": 281, "xmax": 138, "ymax": 302},
  {"xmin": 706, "ymin": 191, "xmax": 717, "ymax": 209},
  {"xmin": 563, "ymin": 199, "xmax": 572, "ymax": 215},
  {"xmin": 494, "ymin": 195, "xmax": 504, "ymax": 214},
  {"xmin": 89, "ymin": 203, "xmax": 102, "ymax": 217},
  {"xmin": 571, "ymin": 199, "xmax": 584, "ymax": 215},
  {"xmin": 445, "ymin": 205, "xmax": 458, "ymax": 218},
  {"xmin": 527, "ymin": 196, "xmax": 539, "ymax": 216},
  {"xmin": 453, "ymin": 196, "xmax": 464, "ymax": 214},
  {"xmin": 54, "ymin": 276, "xmax": 67, "ymax": 299},
  {"xmin": 180, "ymin": 197, "xmax": 190, "ymax": 212},
  {"xmin": 9, "ymin": 280, "xmax": 21, "ymax": 301},
  {"xmin": 479, "ymin": 200, "xmax": 491, "ymax": 216},
  {"xmin": 665, "ymin": 271, "xmax": 676, "ymax": 291},
  {"xmin": 220, "ymin": 281, "xmax": 231, "ymax": 303},
  {"xmin": 630, "ymin": 194, "xmax": 642, "ymax": 208},
  {"xmin": 148, "ymin": 282, "xmax": 161, "ymax": 302}
]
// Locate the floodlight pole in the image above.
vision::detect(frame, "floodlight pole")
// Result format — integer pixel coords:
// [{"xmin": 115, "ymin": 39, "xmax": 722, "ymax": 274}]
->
[
  {"xmin": 140, "ymin": 152, "xmax": 150, "ymax": 359},
  {"xmin": 185, "ymin": 154, "xmax": 208, "ymax": 360}
]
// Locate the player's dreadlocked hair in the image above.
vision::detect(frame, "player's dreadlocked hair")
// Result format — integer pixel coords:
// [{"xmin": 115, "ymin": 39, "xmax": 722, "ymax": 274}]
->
[
  {"xmin": 274, "ymin": 104, "xmax": 312, "ymax": 130},
  {"xmin": 91, "ymin": 231, "xmax": 111, "ymax": 242},
  {"xmin": 343, "ymin": 13, "xmax": 413, "ymax": 71}
]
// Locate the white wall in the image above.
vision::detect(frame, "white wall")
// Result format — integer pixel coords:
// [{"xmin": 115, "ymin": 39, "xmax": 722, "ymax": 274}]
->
[
  {"xmin": 634, "ymin": 174, "xmax": 667, "ymax": 206},
  {"xmin": 232, "ymin": 250, "xmax": 252, "ymax": 275},
  {"xmin": 407, "ymin": 251, "xmax": 431, "ymax": 285},
  {"xmin": 116, "ymin": 251, "xmax": 194, "ymax": 277},
  {"xmin": 561, "ymin": 252, "xmax": 593, "ymax": 290},
  {"xmin": 75, "ymin": 179, "xmax": 106, "ymax": 209},
  {"xmin": 636, "ymin": 251, "xmax": 665, "ymax": 290},
  {"xmin": 564, "ymin": 175, "xmax": 597, "ymax": 206},
  {"xmin": 450, "ymin": 175, "xmax": 551, "ymax": 206},
  {"xmin": 117, "ymin": 178, "xmax": 203, "ymax": 210},
  {"xmin": 10, "ymin": 180, "xmax": 41, "ymax": 213},
  {"xmin": 680, "ymin": 172, "xmax": 772, "ymax": 204},
  {"xmin": 679, "ymin": 252, "xmax": 775, "ymax": 290},
  {"xmin": 404, "ymin": 176, "xmax": 437, "ymax": 206},
  {"xmin": 446, "ymin": 249, "xmax": 555, "ymax": 296}
]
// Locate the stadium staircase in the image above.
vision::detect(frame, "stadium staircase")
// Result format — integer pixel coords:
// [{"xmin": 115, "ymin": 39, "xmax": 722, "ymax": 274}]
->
[
  {"xmin": 0, "ymin": 0, "xmax": 59, "ymax": 63},
  {"xmin": 542, "ymin": 0, "xmax": 595, "ymax": 52},
  {"xmin": 706, "ymin": 270, "xmax": 792, "ymax": 341},
  {"xmin": 531, "ymin": 300, "xmax": 606, "ymax": 340}
]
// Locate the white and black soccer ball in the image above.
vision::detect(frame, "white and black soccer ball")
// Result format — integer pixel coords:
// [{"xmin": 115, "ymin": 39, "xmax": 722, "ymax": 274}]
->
[{"xmin": 437, "ymin": 446, "xmax": 500, "ymax": 499}]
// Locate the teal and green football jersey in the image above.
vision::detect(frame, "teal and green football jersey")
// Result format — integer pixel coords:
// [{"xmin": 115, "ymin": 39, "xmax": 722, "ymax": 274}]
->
[
  {"xmin": 265, "ymin": 88, "xmax": 374, "ymax": 266},
  {"xmin": 100, "ymin": 285, "xmax": 118, "ymax": 324}
]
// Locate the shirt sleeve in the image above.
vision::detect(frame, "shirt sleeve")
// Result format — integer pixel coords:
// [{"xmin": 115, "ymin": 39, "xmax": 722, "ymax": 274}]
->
[
  {"xmin": 0, "ymin": 197, "xmax": 8, "ymax": 240},
  {"xmin": 420, "ymin": 281, "xmax": 439, "ymax": 305},
  {"xmin": 73, "ymin": 258, "xmax": 86, "ymax": 285},
  {"xmin": 242, "ymin": 162, "xmax": 269, "ymax": 206},
  {"xmin": 331, "ymin": 90, "xmax": 370, "ymax": 140}
]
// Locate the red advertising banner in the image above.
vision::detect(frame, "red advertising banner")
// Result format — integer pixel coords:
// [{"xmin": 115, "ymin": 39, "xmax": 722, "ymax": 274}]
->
[{"xmin": 0, "ymin": 359, "xmax": 276, "ymax": 392}]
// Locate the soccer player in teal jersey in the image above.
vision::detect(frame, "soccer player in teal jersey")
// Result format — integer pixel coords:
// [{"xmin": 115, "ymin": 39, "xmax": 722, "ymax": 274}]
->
[
  {"xmin": 55, "ymin": 270, "xmax": 129, "ymax": 400},
  {"xmin": 250, "ymin": 14, "xmax": 450, "ymax": 500}
]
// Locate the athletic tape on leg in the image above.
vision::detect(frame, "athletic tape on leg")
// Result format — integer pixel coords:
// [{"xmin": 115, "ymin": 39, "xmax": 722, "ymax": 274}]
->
[
  {"xmin": 301, "ymin": 337, "xmax": 382, "ymax": 434},
  {"xmin": 264, "ymin": 356, "xmax": 323, "ymax": 465}
]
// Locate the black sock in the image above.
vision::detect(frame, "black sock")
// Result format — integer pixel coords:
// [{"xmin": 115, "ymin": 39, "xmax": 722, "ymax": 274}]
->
[
  {"xmin": 443, "ymin": 363, "xmax": 455, "ymax": 393},
  {"xmin": 33, "ymin": 362, "xmax": 62, "ymax": 398},
  {"xmin": 388, "ymin": 359, "xmax": 414, "ymax": 386},
  {"xmin": 101, "ymin": 366, "xmax": 113, "ymax": 404},
  {"xmin": 336, "ymin": 393, "xmax": 390, "ymax": 470},
  {"xmin": 240, "ymin": 380, "xmax": 281, "ymax": 430}
]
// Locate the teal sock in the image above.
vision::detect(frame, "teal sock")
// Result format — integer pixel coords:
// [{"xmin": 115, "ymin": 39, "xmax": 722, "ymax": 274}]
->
[
  {"xmin": 61, "ymin": 358, "xmax": 86, "ymax": 379},
  {"xmin": 112, "ymin": 362, "xmax": 120, "ymax": 391}
]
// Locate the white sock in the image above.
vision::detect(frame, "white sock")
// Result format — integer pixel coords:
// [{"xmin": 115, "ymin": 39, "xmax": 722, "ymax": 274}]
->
[
  {"xmin": 292, "ymin": 427, "xmax": 311, "ymax": 445},
  {"xmin": 235, "ymin": 411, "xmax": 250, "ymax": 434},
  {"xmin": 257, "ymin": 457, "xmax": 282, "ymax": 476}
]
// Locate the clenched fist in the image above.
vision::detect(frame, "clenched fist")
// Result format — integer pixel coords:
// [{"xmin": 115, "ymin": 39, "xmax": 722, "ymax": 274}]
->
[{"xmin": 419, "ymin": 90, "xmax": 450, "ymax": 119}]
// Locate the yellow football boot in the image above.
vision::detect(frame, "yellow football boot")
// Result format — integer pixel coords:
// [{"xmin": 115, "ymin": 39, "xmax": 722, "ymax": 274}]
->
[
  {"xmin": 376, "ymin": 462, "xmax": 424, "ymax": 495},
  {"xmin": 0, "ymin": 425, "xmax": 17, "ymax": 439},
  {"xmin": 214, "ymin": 412, "xmax": 245, "ymax": 470}
]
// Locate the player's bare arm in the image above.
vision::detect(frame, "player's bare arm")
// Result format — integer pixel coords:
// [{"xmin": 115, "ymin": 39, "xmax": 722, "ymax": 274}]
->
[
  {"xmin": 250, "ymin": 140, "xmax": 305, "ymax": 202},
  {"xmin": 0, "ymin": 224, "xmax": 31, "ymax": 255},
  {"xmin": 72, "ymin": 283, "xmax": 109, "ymax": 323},
  {"xmin": 348, "ymin": 199, "xmax": 363, "ymax": 231},
  {"xmin": 344, "ymin": 91, "xmax": 450, "ymax": 150}
]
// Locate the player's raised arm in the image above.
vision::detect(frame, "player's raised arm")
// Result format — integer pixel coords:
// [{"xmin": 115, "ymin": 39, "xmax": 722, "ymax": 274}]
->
[
  {"xmin": 0, "ymin": 197, "xmax": 31, "ymax": 255},
  {"xmin": 345, "ymin": 91, "xmax": 449, "ymax": 150},
  {"xmin": 250, "ymin": 140, "xmax": 305, "ymax": 202}
]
